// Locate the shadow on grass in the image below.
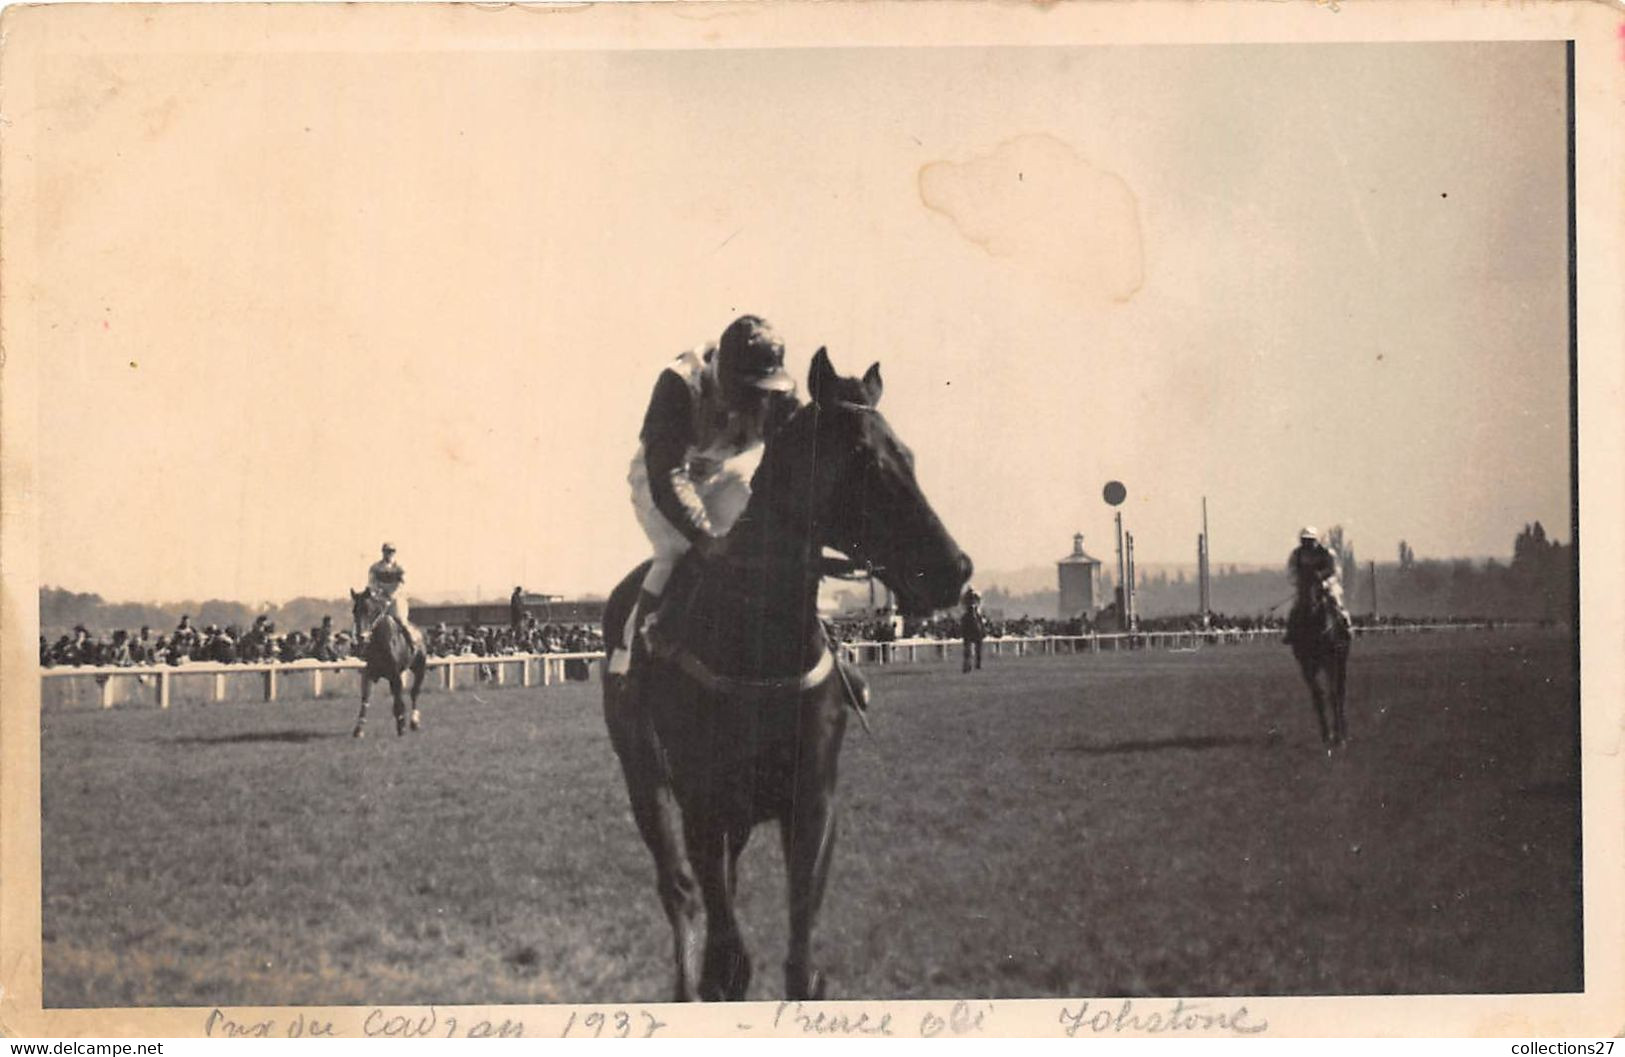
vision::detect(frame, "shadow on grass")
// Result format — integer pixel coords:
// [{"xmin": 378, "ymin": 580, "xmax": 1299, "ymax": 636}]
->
[
  {"xmin": 169, "ymin": 730, "xmax": 350, "ymax": 746},
  {"xmin": 1056, "ymin": 732, "xmax": 1282, "ymax": 757}
]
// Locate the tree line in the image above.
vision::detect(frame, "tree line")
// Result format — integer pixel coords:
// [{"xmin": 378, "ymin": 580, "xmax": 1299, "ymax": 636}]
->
[
  {"xmin": 39, "ymin": 592, "xmax": 350, "ymax": 641},
  {"xmin": 979, "ymin": 522, "xmax": 1575, "ymax": 623}
]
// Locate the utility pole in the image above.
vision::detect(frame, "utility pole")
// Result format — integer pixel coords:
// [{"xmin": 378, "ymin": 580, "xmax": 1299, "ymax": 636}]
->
[
  {"xmin": 1369, "ymin": 560, "xmax": 1378, "ymax": 618},
  {"xmin": 1125, "ymin": 531, "xmax": 1138, "ymax": 631},
  {"xmin": 1201, "ymin": 497, "xmax": 1211, "ymax": 624},
  {"xmin": 1114, "ymin": 509, "xmax": 1126, "ymax": 630},
  {"xmin": 1197, "ymin": 532, "xmax": 1208, "ymax": 624}
]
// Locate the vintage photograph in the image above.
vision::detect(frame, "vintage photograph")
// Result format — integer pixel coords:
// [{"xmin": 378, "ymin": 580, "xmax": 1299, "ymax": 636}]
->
[{"xmin": 2, "ymin": 1, "xmax": 1620, "ymax": 1039}]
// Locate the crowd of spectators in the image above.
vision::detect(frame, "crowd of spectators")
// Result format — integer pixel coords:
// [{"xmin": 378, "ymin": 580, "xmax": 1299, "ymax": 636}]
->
[
  {"xmin": 424, "ymin": 619, "xmax": 603, "ymax": 659},
  {"xmin": 823, "ymin": 609, "xmax": 1507, "ymax": 643},
  {"xmin": 40, "ymin": 613, "xmax": 605, "ymax": 669},
  {"xmin": 40, "ymin": 615, "xmax": 357, "ymax": 669},
  {"xmin": 39, "ymin": 606, "xmax": 1513, "ymax": 670}
]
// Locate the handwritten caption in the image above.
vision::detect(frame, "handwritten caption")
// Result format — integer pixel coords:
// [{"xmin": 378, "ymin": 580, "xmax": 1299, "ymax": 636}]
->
[
  {"xmin": 1059, "ymin": 999, "xmax": 1268, "ymax": 1036},
  {"xmin": 205, "ymin": 1008, "xmax": 524, "ymax": 1040},
  {"xmin": 205, "ymin": 996, "xmax": 1267, "ymax": 1039}
]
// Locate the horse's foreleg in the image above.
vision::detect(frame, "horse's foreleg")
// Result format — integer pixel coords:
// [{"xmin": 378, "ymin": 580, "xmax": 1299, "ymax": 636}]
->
[
  {"xmin": 1332, "ymin": 650, "xmax": 1350, "ymax": 747},
  {"xmin": 781, "ymin": 792, "xmax": 837, "ymax": 1001},
  {"xmin": 409, "ymin": 663, "xmax": 425, "ymax": 732},
  {"xmin": 603, "ymin": 675, "xmax": 701, "ymax": 1002},
  {"xmin": 353, "ymin": 676, "xmax": 372, "ymax": 738},
  {"xmin": 390, "ymin": 675, "xmax": 408, "ymax": 736},
  {"xmin": 1300, "ymin": 661, "xmax": 1331, "ymax": 748},
  {"xmin": 688, "ymin": 816, "xmax": 751, "ymax": 1003},
  {"xmin": 781, "ymin": 697, "xmax": 846, "ymax": 1001}
]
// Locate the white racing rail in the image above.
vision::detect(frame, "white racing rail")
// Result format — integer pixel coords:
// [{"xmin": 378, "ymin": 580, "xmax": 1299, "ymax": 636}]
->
[
  {"xmin": 40, "ymin": 652, "xmax": 604, "ymax": 710},
  {"xmin": 832, "ymin": 622, "xmax": 1508, "ymax": 663},
  {"xmin": 39, "ymin": 622, "xmax": 1514, "ymax": 710}
]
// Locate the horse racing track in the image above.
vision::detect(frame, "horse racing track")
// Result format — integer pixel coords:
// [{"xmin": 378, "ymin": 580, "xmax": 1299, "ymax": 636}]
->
[{"xmin": 41, "ymin": 627, "xmax": 1580, "ymax": 1007}]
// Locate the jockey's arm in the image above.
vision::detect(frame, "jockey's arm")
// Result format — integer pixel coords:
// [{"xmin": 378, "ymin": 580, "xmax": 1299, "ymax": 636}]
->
[{"xmin": 641, "ymin": 368, "xmax": 712, "ymax": 542}]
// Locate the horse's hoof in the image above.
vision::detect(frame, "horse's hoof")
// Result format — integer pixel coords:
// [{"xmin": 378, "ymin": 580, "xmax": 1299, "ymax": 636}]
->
[
  {"xmin": 353, "ymin": 727, "xmax": 365, "ymax": 739},
  {"xmin": 701, "ymin": 948, "xmax": 751, "ymax": 1003},
  {"xmin": 785, "ymin": 963, "xmax": 826, "ymax": 1001},
  {"xmin": 410, "ymin": 711, "xmax": 422, "ymax": 731}
]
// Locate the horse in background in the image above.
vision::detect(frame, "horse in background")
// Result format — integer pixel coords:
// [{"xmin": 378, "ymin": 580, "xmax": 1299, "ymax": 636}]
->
[
  {"xmin": 601, "ymin": 348, "xmax": 971, "ymax": 1002},
  {"xmin": 1290, "ymin": 582, "xmax": 1351, "ymax": 752},
  {"xmin": 350, "ymin": 588, "xmax": 427, "ymax": 738}
]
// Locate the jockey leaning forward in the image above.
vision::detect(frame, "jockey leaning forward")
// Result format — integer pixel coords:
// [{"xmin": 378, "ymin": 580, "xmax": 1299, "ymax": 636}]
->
[
  {"xmin": 611, "ymin": 314, "xmax": 801, "ymax": 671},
  {"xmin": 1284, "ymin": 527, "xmax": 1352, "ymax": 645},
  {"xmin": 367, "ymin": 542, "xmax": 422, "ymax": 650}
]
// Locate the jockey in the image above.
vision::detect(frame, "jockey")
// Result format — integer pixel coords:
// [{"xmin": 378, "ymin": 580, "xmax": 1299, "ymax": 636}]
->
[
  {"xmin": 1285, "ymin": 527, "xmax": 1351, "ymax": 644},
  {"xmin": 367, "ymin": 542, "xmax": 421, "ymax": 649},
  {"xmin": 615, "ymin": 314, "xmax": 800, "ymax": 668},
  {"xmin": 960, "ymin": 586, "xmax": 986, "ymax": 673}
]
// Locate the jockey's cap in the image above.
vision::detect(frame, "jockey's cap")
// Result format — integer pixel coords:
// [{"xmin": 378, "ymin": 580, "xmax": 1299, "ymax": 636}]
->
[
  {"xmin": 1299, "ymin": 526, "xmax": 1319, "ymax": 541},
  {"xmin": 381, "ymin": 541, "xmax": 396, "ymax": 553},
  {"xmin": 718, "ymin": 315, "xmax": 796, "ymax": 393}
]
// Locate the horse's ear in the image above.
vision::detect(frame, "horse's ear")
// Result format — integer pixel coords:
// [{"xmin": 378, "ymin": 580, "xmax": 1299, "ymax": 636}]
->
[
  {"xmin": 861, "ymin": 363, "xmax": 883, "ymax": 406},
  {"xmin": 349, "ymin": 589, "xmax": 360, "ymax": 601},
  {"xmin": 808, "ymin": 346, "xmax": 836, "ymax": 404}
]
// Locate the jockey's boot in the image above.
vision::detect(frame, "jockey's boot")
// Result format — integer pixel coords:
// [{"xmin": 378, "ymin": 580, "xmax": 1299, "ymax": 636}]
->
[{"xmin": 638, "ymin": 588, "xmax": 680, "ymax": 659}]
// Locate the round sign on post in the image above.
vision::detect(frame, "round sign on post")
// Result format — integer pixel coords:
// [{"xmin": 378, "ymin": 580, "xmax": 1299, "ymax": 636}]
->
[{"xmin": 1103, "ymin": 480, "xmax": 1127, "ymax": 506}]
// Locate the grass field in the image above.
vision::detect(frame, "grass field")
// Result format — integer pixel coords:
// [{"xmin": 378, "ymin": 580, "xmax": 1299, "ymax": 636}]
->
[{"xmin": 40, "ymin": 628, "xmax": 1580, "ymax": 1007}]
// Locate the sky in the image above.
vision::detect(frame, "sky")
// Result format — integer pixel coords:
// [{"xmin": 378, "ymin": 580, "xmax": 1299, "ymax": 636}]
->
[{"xmin": 30, "ymin": 41, "xmax": 1572, "ymax": 604}]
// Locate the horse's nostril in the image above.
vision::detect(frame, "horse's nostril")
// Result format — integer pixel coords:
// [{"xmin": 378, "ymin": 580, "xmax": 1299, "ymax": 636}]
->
[{"xmin": 958, "ymin": 554, "xmax": 974, "ymax": 583}]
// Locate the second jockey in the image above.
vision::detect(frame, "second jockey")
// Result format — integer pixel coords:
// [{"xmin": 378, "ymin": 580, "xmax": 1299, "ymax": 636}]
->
[
  {"xmin": 614, "ymin": 314, "xmax": 800, "ymax": 669},
  {"xmin": 1284, "ymin": 527, "xmax": 1352, "ymax": 645}
]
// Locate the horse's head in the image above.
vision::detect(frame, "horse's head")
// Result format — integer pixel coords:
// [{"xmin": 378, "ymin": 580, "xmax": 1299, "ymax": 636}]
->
[
  {"xmin": 350, "ymin": 588, "xmax": 384, "ymax": 639},
  {"xmin": 752, "ymin": 348, "xmax": 972, "ymax": 616}
]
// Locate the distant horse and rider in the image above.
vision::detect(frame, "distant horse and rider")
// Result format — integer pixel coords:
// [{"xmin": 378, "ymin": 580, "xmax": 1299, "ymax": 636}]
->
[
  {"xmin": 1282, "ymin": 527, "xmax": 1353, "ymax": 752},
  {"xmin": 602, "ymin": 325, "xmax": 971, "ymax": 1002},
  {"xmin": 349, "ymin": 542, "xmax": 427, "ymax": 738}
]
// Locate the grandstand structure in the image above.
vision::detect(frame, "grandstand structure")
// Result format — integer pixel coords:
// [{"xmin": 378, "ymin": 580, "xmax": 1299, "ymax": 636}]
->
[{"xmin": 412, "ymin": 595, "xmax": 606, "ymax": 628}]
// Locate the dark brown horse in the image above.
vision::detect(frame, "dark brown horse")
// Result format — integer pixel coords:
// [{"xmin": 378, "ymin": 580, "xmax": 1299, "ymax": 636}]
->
[
  {"xmin": 602, "ymin": 348, "xmax": 971, "ymax": 1002},
  {"xmin": 350, "ymin": 589, "xmax": 428, "ymax": 738},
  {"xmin": 1289, "ymin": 584, "xmax": 1351, "ymax": 752}
]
